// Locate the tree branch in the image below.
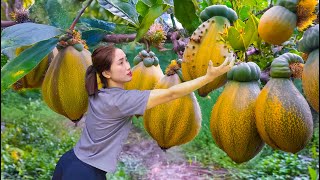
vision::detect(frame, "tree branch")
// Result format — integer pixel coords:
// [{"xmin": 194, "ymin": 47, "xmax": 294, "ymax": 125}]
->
[
  {"xmin": 1, "ymin": 20, "xmax": 17, "ymax": 28},
  {"xmin": 103, "ymin": 34, "xmax": 137, "ymax": 43},
  {"xmin": 69, "ymin": 0, "xmax": 94, "ymax": 30},
  {"xmin": 244, "ymin": 4, "xmax": 273, "ymax": 21}
]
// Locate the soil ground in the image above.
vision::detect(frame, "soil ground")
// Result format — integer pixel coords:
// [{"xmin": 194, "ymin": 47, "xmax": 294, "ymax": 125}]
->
[{"xmin": 118, "ymin": 126, "xmax": 230, "ymax": 180}]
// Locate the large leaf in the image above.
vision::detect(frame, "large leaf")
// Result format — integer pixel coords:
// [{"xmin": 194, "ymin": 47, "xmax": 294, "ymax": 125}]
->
[
  {"xmin": 227, "ymin": 27, "xmax": 245, "ymax": 51},
  {"xmin": 134, "ymin": 4, "xmax": 167, "ymax": 41},
  {"xmin": 1, "ymin": 23, "xmax": 62, "ymax": 52},
  {"xmin": 29, "ymin": 0, "xmax": 50, "ymax": 24},
  {"xmin": 81, "ymin": 29, "xmax": 110, "ymax": 47},
  {"xmin": 136, "ymin": 1, "xmax": 150, "ymax": 17},
  {"xmin": 173, "ymin": 0, "xmax": 201, "ymax": 34},
  {"xmin": 46, "ymin": 0, "xmax": 74, "ymax": 29},
  {"xmin": 243, "ymin": 14, "xmax": 259, "ymax": 49},
  {"xmin": 224, "ymin": 14, "xmax": 259, "ymax": 51},
  {"xmin": 1, "ymin": 38, "xmax": 58, "ymax": 93},
  {"xmin": 79, "ymin": 18, "xmax": 116, "ymax": 31},
  {"xmin": 98, "ymin": 0, "xmax": 139, "ymax": 27}
]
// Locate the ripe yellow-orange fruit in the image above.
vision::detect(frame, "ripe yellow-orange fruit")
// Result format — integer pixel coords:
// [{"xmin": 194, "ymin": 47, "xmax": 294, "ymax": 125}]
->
[
  {"xmin": 258, "ymin": 6, "xmax": 297, "ymax": 45},
  {"xmin": 182, "ymin": 5, "xmax": 237, "ymax": 97},
  {"xmin": 210, "ymin": 62, "xmax": 264, "ymax": 163},
  {"xmin": 143, "ymin": 60, "xmax": 201, "ymax": 149},
  {"xmin": 125, "ymin": 50, "xmax": 163, "ymax": 90},
  {"xmin": 302, "ymin": 49, "xmax": 319, "ymax": 112},
  {"xmin": 42, "ymin": 46, "xmax": 91, "ymax": 122},
  {"xmin": 298, "ymin": 24, "xmax": 319, "ymax": 112},
  {"xmin": 255, "ymin": 53, "xmax": 313, "ymax": 153},
  {"xmin": 12, "ymin": 47, "xmax": 58, "ymax": 90}
]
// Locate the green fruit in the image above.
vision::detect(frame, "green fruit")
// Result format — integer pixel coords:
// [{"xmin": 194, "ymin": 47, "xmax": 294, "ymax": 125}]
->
[
  {"xmin": 141, "ymin": 50, "xmax": 149, "ymax": 57},
  {"xmin": 227, "ymin": 62, "xmax": 261, "ymax": 82},
  {"xmin": 143, "ymin": 57, "xmax": 154, "ymax": 67},
  {"xmin": 149, "ymin": 51, "xmax": 155, "ymax": 57},
  {"xmin": 153, "ymin": 57, "xmax": 159, "ymax": 66},
  {"xmin": 200, "ymin": 5, "xmax": 238, "ymax": 23},
  {"xmin": 133, "ymin": 55, "xmax": 142, "ymax": 65},
  {"xmin": 270, "ymin": 53, "xmax": 303, "ymax": 78},
  {"xmin": 298, "ymin": 24, "xmax": 319, "ymax": 53},
  {"xmin": 73, "ymin": 43, "xmax": 84, "ymax": 52}
]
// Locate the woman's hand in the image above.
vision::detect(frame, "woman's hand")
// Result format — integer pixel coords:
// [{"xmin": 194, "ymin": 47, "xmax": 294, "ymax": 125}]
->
[
  {"xmin": 146, "ymin": 55, "xmax": 235, "ymax": 110},
  {"xmin": 205, "ymin": 55, "xmax": 236, "ymax": 81}
]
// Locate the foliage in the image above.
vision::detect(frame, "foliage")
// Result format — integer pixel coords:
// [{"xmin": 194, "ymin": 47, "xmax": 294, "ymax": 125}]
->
[
  {"xmin": 1, "ymin": 38, "xmax": 58, "ymax": 93},
  {"xmin": 1, "ymin": 89, "xmax": 80, "ymax": 179}
]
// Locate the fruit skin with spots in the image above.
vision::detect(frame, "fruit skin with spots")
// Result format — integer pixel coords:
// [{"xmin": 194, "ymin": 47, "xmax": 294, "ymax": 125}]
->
[
  {"xmin": 143, "ymin": 60, "xmax": 202, "ymax": 150},
  {"xmin": 255, "ymin": 53, "xmax": 313, "ymax": 153},
  {"xmin": 125, "ymin": 50, "xmax": 164, "ymax": 90},
  {"xmin": 182, "ymin": 5, "xmax": 237, "ymax": 97},
  {"xmin": 298, "ymin": 24, "xmax": 319, "ymax": 112},
  {"xmin": 41, "ymin": 46, "xmax": 92, "ymax": 122},
  {"xmin": 210, "ymin": 62, "xmax": 264, "ymax": 163},
  {"xmin": 12, "ymin": 47, "xmax": 58, "ymax": 90}
]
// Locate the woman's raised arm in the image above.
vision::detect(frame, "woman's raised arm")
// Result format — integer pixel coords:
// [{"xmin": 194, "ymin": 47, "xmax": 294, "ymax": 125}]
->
[{"xmin": 146, "ymin": 56, "xmax": 235, "ymax": 110}]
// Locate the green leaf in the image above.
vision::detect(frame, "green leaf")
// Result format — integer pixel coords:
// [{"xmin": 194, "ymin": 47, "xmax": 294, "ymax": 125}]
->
[
  {"xmin": 308, "ymin": 166, "xmax": 318, "ymax": 180},
  {"xmin": 45, "ymin": 0, "xmax": 74, "ymax": 29},
  {"xmin": 79, "ymin": 18, "xmax": 116, "ymax": 31},
  {"xmin": 243, "ymin": 14, "xmax": 258, "ymax": 48},
  {"xmin": 239, "ymin": 6, "xmax": 250, "ymax": 20},
  {"xmin": 29, "ymin": 0, "xmax": 50, "ymax": 24},
  {"xmin": 1, "ymin": 23, "xmax": 62, "ymax": 52},
  {"xmin": 173, "ymin": 0, "xmax": 201, "ymax": 34},
  {"xmin": 136, "ymin": 1, "xmax": 150, "ymax": 16},
  {"xmin": 98, "ymin": 0, "xmax": 139, "ymax": 27},
  {"xmin": 1, "ymin": 38, "xmax": 58, "ymax": 93},
  {"xmin": 227, "ymin": 27, "xmax": 245, "ymax": 51},
  {"xmin": 134, "ymin": 4, "xmax": 164, "ymax": 41},
  {"xmin": 81, "ymin": 29, "xmax": 109, "ymax": 47}
]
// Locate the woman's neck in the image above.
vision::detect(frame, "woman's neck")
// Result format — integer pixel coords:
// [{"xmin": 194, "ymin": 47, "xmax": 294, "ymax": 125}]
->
[{"xmin": 106, "ymin": 80, "xmax": 124, "ymax": 89}]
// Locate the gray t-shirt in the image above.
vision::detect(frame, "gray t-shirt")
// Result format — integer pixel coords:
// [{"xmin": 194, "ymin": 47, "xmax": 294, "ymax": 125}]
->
[{"xmin": 74, "ymin": 87, "xmax": 150, "ymax": 173}]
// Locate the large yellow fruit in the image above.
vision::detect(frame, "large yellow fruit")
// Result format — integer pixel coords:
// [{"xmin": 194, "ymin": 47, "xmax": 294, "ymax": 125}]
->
[
  {"xmin": 298, "ymin": 24, "xmax": 319, "ymax": 112},
  {"xmin": 258, "ymin": 0, "xmax": 317, "ymax": 45},
  {"xmin": 42, "ymin": 46, "xmax": 92, "ymax": 122},
  {"xmin": 143, "ymin": 60, "xmax": 202, "ymax": 149},
  {"xmin": 255, "ymin": 53, "xmax": 313, "ymax": 153},
  {"xmin": 125, "ymin": 50, "xmax": 164, "ymax": 90},
  {"xmin": 258, "ymin": 6, "xmax": 297, "ymax": 45},
  {"xmin": 210, "ymin": 62, "xmax": 264, "ymax": 163},
  {"xmin": 12, "ymin": 47, "xmax": 58, "ymax": 90},
  {"xmin": 182, "ymin": 5, "xmax": 237, "ymax": 97}
]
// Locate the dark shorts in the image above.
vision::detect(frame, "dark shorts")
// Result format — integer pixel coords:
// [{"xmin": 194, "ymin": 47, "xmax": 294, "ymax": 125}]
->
[{"xmin": 52, "ymin": 149, "xmax": 107, "ymax": 180}]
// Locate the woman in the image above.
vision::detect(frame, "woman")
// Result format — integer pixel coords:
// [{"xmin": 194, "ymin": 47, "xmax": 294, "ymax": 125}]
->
[{"xmin": 52, "ymin": 45, "xmax": 235, "ymax": 179}]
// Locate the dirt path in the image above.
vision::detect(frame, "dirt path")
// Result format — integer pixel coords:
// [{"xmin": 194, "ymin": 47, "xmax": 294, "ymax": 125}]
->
[{"xmin": 118, "ymin": 126, "xmax": 230, "ymax": 180}]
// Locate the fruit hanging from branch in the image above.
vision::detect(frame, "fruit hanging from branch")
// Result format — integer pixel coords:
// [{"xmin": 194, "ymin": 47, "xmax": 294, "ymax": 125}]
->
[
  {"xmin": 41, "ymin": 30, "xmax": 92, "ymax": 123},
  {"xmin": 258, "ymin": 0, "xmax": 318, "ymax": 45},
  {"xmin": 12, "ymin": 46, "xmax": 58, "ymax": 91},
  {"xmin": 143, "ymin": 60, "xmax": 201, "ymax": 150},
  {"xmin": 210, "ymin": 62, "xmax": 264, "ymax": 163},
  {"xmin": 298, "ymin": 24, "xmax": 319, "ymax": 112},
  {"xmin": 255, "ymin": 53, "xmax": 313, "ymax": 153},
  {"xmin": 181, "ymin": 5, "xmax": 237, "ymax": 97},
  {"xmin": 124, "ymin": 50, "xmax": 164, "ymax": 90}
]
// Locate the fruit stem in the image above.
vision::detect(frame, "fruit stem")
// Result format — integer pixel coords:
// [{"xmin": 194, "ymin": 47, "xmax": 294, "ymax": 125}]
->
[{"xmin": 69, "ymin": 0, "xmax": 94, "ymax": 31}]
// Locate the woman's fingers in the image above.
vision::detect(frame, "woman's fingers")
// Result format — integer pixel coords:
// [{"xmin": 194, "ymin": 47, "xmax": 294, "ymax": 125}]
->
[
  {"xmin": 228, "ymin": 56, "xmax": 236, "ymax": 67},
  {"xmin": 221, "ymin": 56, "xmax": 230, "ymax": 66},
  {"xmin": 208, "ymin": 60, "xmax": 213, "ymax": 66}
]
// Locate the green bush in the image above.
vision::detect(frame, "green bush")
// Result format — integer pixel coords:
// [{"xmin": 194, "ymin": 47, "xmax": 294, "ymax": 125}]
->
[{"xmin": 1, "ymin": 90, "xmax": 80, "ymax": 179}]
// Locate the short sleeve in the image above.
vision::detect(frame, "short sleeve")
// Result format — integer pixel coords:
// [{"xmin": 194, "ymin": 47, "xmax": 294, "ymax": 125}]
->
[{"xmin": 115, "ymin": 90, "xmax": 151, "ymax": 116}]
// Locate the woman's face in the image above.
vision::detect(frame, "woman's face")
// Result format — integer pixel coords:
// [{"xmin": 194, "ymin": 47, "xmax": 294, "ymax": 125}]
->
[{"xmin": 103, "ymin": 48, "xmax": 132, "ymax": 86}]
